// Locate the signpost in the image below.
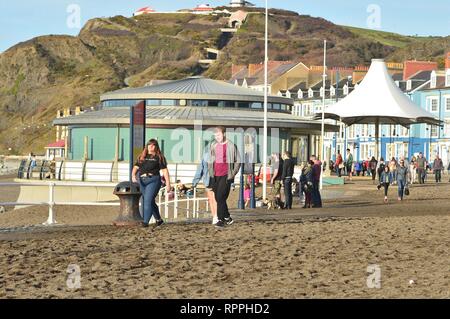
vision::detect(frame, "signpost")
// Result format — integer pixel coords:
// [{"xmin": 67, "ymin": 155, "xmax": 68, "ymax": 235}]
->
[{"xmin": 129, "ymin": 101, "xmax": 146, "ymax": 182}]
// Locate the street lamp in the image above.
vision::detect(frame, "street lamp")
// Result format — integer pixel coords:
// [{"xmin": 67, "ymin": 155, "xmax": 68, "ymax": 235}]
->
[
  {"xmin": 319, "ymin": 39, "xmax": 327, "ymax": 190},
  {"xmin": 262, "ymin": 0, "xmax": 269, "ymax": 201}
]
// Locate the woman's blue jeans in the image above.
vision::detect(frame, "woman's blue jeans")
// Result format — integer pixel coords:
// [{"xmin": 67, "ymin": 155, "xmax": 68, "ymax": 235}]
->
[{"xmin": 139, "ymin": 175, "xmax": 162, "ymax": 224}]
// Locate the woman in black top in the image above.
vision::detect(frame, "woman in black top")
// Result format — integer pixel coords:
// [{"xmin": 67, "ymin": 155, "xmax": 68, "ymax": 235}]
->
[{"xmin": 132, "ymin": 139, "xmax": 171, "ymax": 227}]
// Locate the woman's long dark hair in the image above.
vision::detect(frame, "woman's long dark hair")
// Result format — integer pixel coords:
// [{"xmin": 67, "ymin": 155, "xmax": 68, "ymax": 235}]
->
[{"xmin": 138, "ymin": 139, "xmax": 165, "ymax": 164}]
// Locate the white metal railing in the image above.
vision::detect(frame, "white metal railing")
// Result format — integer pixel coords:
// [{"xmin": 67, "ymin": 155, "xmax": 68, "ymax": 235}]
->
[{"xmin": 0, "ymin": 182, "xmax": 209, "ymax": 226}]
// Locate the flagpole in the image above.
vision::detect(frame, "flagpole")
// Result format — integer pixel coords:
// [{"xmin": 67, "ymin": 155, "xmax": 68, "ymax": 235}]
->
[
  {"xmin": 320, "ymin": 40, "xmax": 327, "ymax": 190},
  {"xmin": 262, "ymin": 0, "xmax": 269, "ymax": 201}
]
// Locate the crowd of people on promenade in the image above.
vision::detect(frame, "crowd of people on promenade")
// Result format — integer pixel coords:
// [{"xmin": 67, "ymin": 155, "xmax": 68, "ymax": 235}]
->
[
  {"xmin": 331, "ymin": 149, "xmax": 449, "ymax": 203},
  {"xmin": 332, "ymin": 150, "xmax": 449, "ymax": 184}
]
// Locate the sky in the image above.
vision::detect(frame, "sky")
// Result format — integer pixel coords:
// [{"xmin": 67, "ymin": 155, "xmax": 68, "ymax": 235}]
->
[{"xmin": 0, "ymin": 0, "xmax": 449, "ymax": 53}]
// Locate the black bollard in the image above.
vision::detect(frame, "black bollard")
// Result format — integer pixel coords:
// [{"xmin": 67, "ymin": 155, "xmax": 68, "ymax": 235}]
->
[{"xmin": 113, "ymin": 181, "xmax": 143, "ymax": 226}]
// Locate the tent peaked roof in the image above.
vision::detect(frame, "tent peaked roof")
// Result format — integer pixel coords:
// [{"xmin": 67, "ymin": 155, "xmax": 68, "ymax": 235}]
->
[{"xmin": 319, "ymin": 59, "xmax": 440, "ymax": 126}]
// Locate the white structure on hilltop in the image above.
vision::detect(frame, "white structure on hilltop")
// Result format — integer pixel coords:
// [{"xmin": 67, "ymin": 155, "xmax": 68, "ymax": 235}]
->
[
  {"xmin": 133, "ymin": 7, "xmax": 156, "ymax": 16},
  {"xmin": 230, "ymin": 0, "xmax": 254, "ymax": 7}
]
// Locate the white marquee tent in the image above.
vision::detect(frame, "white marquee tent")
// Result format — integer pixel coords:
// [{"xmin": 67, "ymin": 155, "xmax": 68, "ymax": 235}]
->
[{"xmin": 317, "ymin": 59, "xmax": 441, "ymax": 158}]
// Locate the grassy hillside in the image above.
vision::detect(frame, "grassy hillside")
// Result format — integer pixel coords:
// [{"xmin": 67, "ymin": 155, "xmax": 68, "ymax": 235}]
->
[{"xmin": 342, "ymin": 26, "xmax": 419, "ymax": 48}]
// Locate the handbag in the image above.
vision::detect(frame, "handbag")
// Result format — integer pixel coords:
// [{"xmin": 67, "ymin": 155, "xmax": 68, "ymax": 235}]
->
[
  {"xmin": 338, "ymin": 163, "xmax": 344, "ymax": 169},
  {"xmin": 404, "ymin": 187, "xmax": 410, "ymax": 196}
]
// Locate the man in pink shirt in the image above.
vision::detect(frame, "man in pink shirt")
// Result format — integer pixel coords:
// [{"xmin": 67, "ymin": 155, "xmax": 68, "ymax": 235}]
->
[{"xmin": 207, "ymin": 126, "xmax": 241, "ymax": 229}]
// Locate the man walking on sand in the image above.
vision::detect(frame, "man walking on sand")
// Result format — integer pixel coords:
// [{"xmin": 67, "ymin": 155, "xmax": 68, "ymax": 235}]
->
[
  {"xmin": 207, "ymin": 126, "xmax": 241, "ymax": 229},
  {"xmin": 281, "ymin": 151, "xmax": 295, "ymax": 210},
  {"xmin": 345, "ymin": 149, "xmax": 353, "ymax": 181},
  {"xmin": 416, "ymin": 152, "xmax": 427, "ymax": 184},
  {"xmin": 432, "ymin": 155, "xmax": 444, "ymax": 183}
]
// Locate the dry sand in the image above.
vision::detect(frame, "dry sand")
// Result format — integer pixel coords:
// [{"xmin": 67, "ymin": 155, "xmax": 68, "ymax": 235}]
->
[{"xmin": 0, "ymin": 178, "xmax": 449, "ymax": 298}]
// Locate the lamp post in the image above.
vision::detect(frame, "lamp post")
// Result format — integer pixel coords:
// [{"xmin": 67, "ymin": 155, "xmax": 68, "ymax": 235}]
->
[
  {"xmin": 262, "ymin": 0, "xmax": 269, "ymax": 201},
  {"xmin": 319, "ymin": 39, "xmax": 327, "ymax": 190}
]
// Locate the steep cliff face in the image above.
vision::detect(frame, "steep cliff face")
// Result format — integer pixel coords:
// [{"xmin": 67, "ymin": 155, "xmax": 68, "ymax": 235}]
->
[
  {"xmin": 0, "ymin": 35, "xmax": 121, "ymax": 153},
  {"xmin": 0, "ymin": 9, "xmax": 448, "ymax": 154}
]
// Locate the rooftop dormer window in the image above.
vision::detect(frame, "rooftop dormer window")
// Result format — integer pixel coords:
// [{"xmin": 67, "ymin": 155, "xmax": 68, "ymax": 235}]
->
[
  {"xmin": 330, "ymin": 86, "xmax": 335, "ymax": 97},
  {"xmin": 308, "ymin": 88, "xmax": 314, "ymax": 98},
  {"xmin": 297, "ymin": 89, "xmax": 303, "ymax": 99},
  {"xmin": 406, "ymin": 80, "xmax": 412, "ymax": 91},
  {"xmin": 319, "ymin": 87, "xmax": 324, "ymax": 97},
  {"xmin": 343, "ymin": 84, "xmax": 349, "ymax": 95},
  {"xmin": 430, "ymin": 71, "xmax": 437, "ymax": 89}
]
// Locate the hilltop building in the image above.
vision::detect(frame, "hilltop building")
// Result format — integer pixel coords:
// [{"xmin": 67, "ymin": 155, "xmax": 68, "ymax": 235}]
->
[
  {"xmin": 133, "ymin": 7, "xmax": 156, "ymax": 16},
  {"xmin": 230, "ymin": 0, "xmax": 255, "ymax": 7}
]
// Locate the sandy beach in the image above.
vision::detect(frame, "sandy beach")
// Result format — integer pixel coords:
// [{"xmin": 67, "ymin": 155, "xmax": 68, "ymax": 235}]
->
[{"xmin": 0, "ymin": 178, "xmax": 449, "ymax": 299}]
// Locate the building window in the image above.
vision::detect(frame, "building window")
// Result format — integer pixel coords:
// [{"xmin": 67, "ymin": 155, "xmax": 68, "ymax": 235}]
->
[
  {"xmin": 191, "ymin": 100, "xmax": 208, "ymax": 107},
  {"xmin": 446, "ymin": 97, "xmax": 450, "ymax": 111},
  {"xmin": 431, "ymin": 125, "xmax": 438, "ymax": 138},
  {"xmin": 348, "ymin": 125, "xmax": 355, "ymax": 139},
  {"xmin": 303, "ymin": 104, "xmax": 313, "ymax": 116},
  {"xmin": 147, "ymin": 100, "xmax": 160, "ymax": 106},
  {"xmin": 103, "ymin": 100, "xmax": 144, "ymax": 107},
  {"xmin": 223, "ymin": 101, "xmax": 236, "ymax": 108},
  {"xmin": 330, "ymin": 86, "xmax": 335, "ymax": 97},
  {"xmin": 308, "ymin": 88, "xmax": 314, "ymax": 98},
  {"xmin": 297, "ymin": 89, "xmax": 303, "ymax": 99},
  {"xmin": 319, "ymin": 87, "xmax": 324, "ymax": 97},
  {"xmin": 362, "ymin": 124, "xmax": 368, "ymax": 137},
  {"xmin": 251, "ymin": 102, "xmax": 262, "ymax": 109},
  {"xmin": 237, "ymin": 102, "xmax": 250, "ymax": 108},
  {"xmin": 207, "ymin": 101, "xmax": 219, "ymax": 107},
  {"xmin": 428, "ymin": 97, "xmax": 439, "ymax": 112},
  {"xmin": 161, "ymin": 100, "xmax": 176, "ymax": 106},
  {"xmin": 446, "ymin": 69, "xmax": 450, "ymax": 87}
]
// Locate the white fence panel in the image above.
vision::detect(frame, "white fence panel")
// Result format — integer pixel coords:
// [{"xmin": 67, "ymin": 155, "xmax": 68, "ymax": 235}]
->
[
  {"xmin": 62, "ymin": 161, "xmax": 84, "ymax": 181},
  {"xmin": 85, "ymin": 162, "xmax": 114, "ymax": 182}
]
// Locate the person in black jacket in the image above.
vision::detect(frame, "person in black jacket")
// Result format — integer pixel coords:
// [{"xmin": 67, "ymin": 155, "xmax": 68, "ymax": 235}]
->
[
  {"xmin": 281, "ymin": 151, "xmax": 295, "ymax": 209},
  {"xmin": 300, "ymin": 160, "xmax": 314, "ymax": 208}
]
